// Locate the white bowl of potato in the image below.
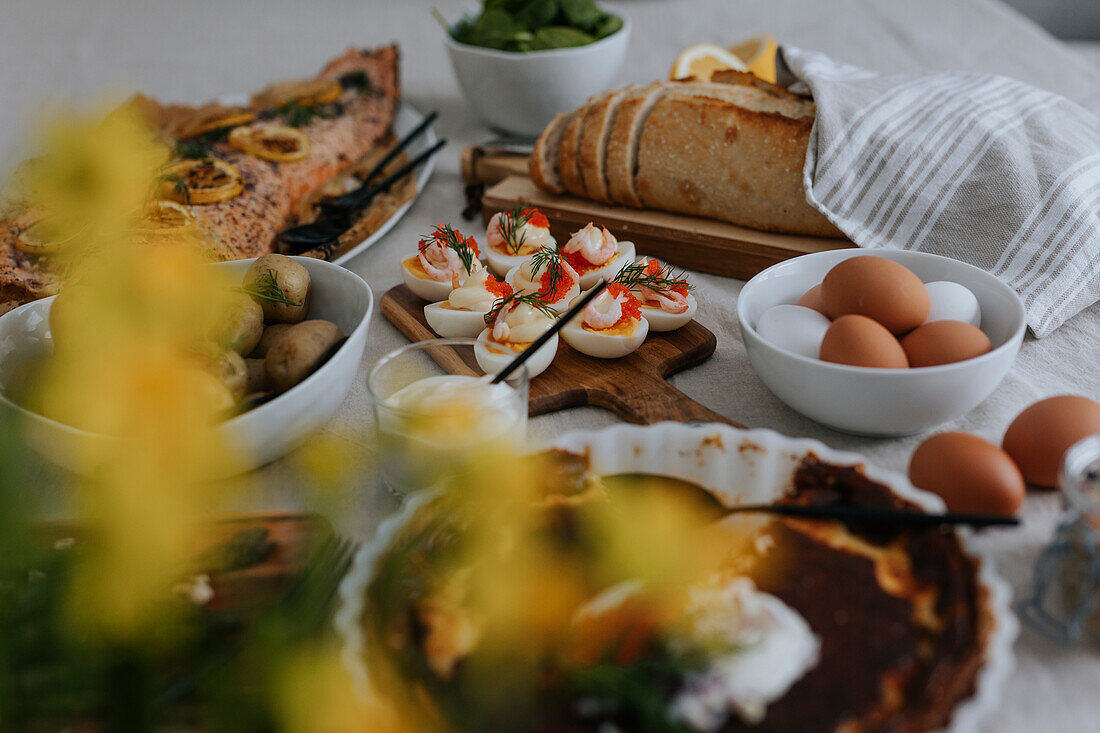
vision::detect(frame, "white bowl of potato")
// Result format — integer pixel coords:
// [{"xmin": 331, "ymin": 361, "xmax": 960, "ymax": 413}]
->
[{"xmin": 0, "ymin": 256, "xmax": 373, "ymax": 474}]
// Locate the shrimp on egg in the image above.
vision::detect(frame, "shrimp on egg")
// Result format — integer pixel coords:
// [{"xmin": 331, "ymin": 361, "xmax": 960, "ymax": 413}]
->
[
  {"xmin": 401, "ymin": 223, "xmax": 483, "ymax": 302},
  {"xmin": 559, "ymin": 222, "xmax": 635, "ymax": 290},
  {"xmin": 561, "ymin": 283, "xmax": 648, "ymax": 359},
  {"xmin": 485, "ymin": 207, "xmax": 556, "ymax": 276}
]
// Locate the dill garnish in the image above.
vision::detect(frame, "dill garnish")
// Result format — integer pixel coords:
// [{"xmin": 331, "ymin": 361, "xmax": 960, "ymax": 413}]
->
[
  {"xmin": 172, "ymin": 126, "xmax": 233, "ymax": 160},
  {"xmin": 527, "ymin": 246, "xmax": 568, "ymax": 298},
  {"xmin": 499, "ymin": 207, "xmax": 534, "ymax": 255},
  {"xmin": 613, "ymin": 260, "xmax": 694, "ymax": 293},
  {"xmin": 272, "ymin": 101, "xmax": 337, "ymax": 128},
  {"xmin": 418, "ymin": 224, "xmax": 477, "ymax": 276},
  {"xmin": 240, "ymin": 270, "xmax": 302, "ymax": 306},
  {"xmin": 483, "ymin": 291, "xmax": 557, "ymax": 326},
  {"xmin": 159, "ymin": 172, "xmax": 191, "ymax": 205}
]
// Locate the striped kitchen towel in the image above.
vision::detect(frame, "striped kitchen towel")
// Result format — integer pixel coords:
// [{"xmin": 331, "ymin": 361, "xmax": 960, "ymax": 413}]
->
[{"xmin": 779, "ymin": 47, "xmax": 1100, "ymax": 337}]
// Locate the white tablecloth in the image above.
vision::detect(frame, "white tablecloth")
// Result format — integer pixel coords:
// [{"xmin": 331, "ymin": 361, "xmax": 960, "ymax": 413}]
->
[{"xmin": 3, "ymin": 1, "xmax": 1100, "ymax": 729}]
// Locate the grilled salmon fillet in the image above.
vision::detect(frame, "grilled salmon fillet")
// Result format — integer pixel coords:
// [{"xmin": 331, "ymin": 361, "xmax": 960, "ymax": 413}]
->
[{"xmin": 0, "ymin": 45, "xmax": 400, "ymax": 313}]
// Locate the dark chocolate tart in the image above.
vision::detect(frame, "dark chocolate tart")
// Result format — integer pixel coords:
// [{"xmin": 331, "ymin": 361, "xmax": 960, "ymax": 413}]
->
[{"xmin": 336, "ymin": 424, "xmax": 1015, "ymax": 733}]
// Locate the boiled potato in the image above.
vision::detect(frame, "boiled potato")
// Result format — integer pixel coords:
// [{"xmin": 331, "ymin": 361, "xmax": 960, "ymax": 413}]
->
[
  {"xmin": 265, "ymin": 319, "xmax": 344, "ymax": 392},
  {"xmin": 215, "ymin": 293, "xmax": 264, "ymax": 355},
  {"xmin": 244, "ymin": 357, "xmax": 267, "ymax": 394},
  {"xmin": 250, "ymin": 323, "xmax": 292, "ymax": 358},
  {"xmin": 243, "ymin": 254, "xmax": 312, "ymax": 324}
]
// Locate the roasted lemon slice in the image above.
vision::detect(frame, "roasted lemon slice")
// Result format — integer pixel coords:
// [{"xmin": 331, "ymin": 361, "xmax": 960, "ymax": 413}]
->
[
  {"xmin": 177, "ymin": 106, "xmax": 256, "ymax": 139},
  {"xmin": 254, "ymin": 78, "xmax": 342, "ymax": 108},
  {"xmin": 160, "ymin": 159, "xmax": 244, "ymax": 205},
  {"xmin": 15, "ymin": 218, "xmax": 86, "ymax": 255},
  {"xmin": 137, "ymin": 200, "xmax": 195, "ymax": 234},
  {"xmin": 227, "ymin": 124, "xmax": 310, "ymax": 162}
]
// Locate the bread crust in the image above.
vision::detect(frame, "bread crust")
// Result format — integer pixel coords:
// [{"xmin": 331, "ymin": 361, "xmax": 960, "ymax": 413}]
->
[
  {"xmin": 577, "ymin": 86, "xmax": 635, "ymax": 204},
  {"xmin": 636, "ymin": 93, "xmax": 840, "ymax": 236},
  {"xmin": 529, "ymin": 111, "xmax": 574, "ymax": 194},
  {"xmin": 557, "ymin": 100, "xmax": 592, "ymax": 198},
  {"xmin": 605, "ymin": 83, "xmax": 668, "ymax": 208}
]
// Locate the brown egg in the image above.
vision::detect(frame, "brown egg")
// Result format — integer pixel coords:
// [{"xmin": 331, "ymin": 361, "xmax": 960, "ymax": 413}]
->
[
  {"xmin": 821, "ymin": 256, "xmax": 930, "ymax": 335},
  {"xmin": 1003, "ymin": 395, "xmax": 1100, "ymax": 488},
  {"xmin": 909, "ymin": 432, "xmax": 1025, "ymax": 514},
  {"xmin": 901, "ymin": 320, "xmax": 993, "ymax": 367},
  {"xmin": 819, "ymin": 315, "xmax": 909, "ymax": 368},
  {"xmin": 796, "ymin": 284, "xmax": 828, "ymax": 315}
]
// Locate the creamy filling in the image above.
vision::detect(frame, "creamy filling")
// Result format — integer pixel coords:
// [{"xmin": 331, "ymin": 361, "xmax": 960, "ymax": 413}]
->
[
  {"xmin": 491, "ymin": 302, "xmax": 554, "ymax": 343},
  {"xmin": 448, "ymin": 268, "xmax": 499, "ymax": 312}
]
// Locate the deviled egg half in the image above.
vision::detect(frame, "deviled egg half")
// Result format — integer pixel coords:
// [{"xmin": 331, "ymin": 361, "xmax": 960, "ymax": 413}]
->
[
  {"xmin": 561, "ymin": 283, "xmax": 648, "ymax": 359},
  {"xmin": 424, "ymin": 268, "xmax": 514, "ymax": 338},
  {"xmin": 505, "ymin": 247, "xmax": 581, "ymax": 313},
  {"xmin": 475, "ymin": 294, "xmax": 559, "ymax": 378},
  {"xmin": 485, "ymin": 207, "xmax": 556, "ymax": 277},
  {"xmin": 401, "ymin": 223, "xmax": 484, "ymax": 302},
  {"xmin": 561, "ymin": 223, "xmax": 635, "ymax": 290},
  {"xmin": 617, "ymin": 258, "xmax": 697, "ymax": 332}
]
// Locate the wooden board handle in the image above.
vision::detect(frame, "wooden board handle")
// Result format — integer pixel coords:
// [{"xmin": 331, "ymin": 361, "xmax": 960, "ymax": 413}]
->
[{"xmin": 592, "ymin": 372, "xmax": 743, "ymax": 427}]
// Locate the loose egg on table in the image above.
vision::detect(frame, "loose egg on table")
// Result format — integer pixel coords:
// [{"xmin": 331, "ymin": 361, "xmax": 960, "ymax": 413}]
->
[
  {"xmin": 908, "ymin": 432, "xmax": 1025, "ymax": 514},
  {"xmin": 756, "ymin": 305, "xmax": 831, "ymax": 360},
  {"xmin": 819, "ymin": 314, "xmax": 909, "ymax": 368},
  {"xmin": 821, "ymin": 256, "xmax": 929, "ymax": 335},
  {"xmin": 562, "ymin": 223, "xmax": 635, "ymax": 290},
  {"xmin": 1002, "ymin": 395, "xmax": 1100, "ymax": 488},
  {"xmin": 485, "ymin": 208, "xmax": 556, "ymax": 276},
  {"xmin": 901, "ymin": 320, "xmax": 992, "ymax": 367},
  {"xmin": 924, "ymin": 281, "xmax": 981, "ymax": 327},
  {"xmin": 561, "ymin": 286, "xmax": 648, "ymax": 359},
  {"xmin": 475, "ymin": 330, "xmax": 558, "ymax": 378}
]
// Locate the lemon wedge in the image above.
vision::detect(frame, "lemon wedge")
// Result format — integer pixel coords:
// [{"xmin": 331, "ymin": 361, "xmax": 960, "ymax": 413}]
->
[
  {"xmin": 670, "ymin": 43, "xmax": 748, "ymax": 82},
  {"xmin": 15, "ymin": 218, "xmax": 86, "ymax": 255},
  {"xmin": 729, "ymin": 34, "xmax": 778, "ymax": 83},
  {"xmin": 160, "ymin": 159, "xmax": 244, "ymax": 205}
]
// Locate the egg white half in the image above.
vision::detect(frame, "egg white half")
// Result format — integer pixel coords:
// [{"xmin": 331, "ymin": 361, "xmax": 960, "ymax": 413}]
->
[
  {"xmin": 401, "ymin": 257, "xmax": 455, "ymax": 302},
  {"xmin": 485, "ymin": 245, "xmax": 539, "ymax": 278},
  {"xmin": 562, "ymin": 314, "xmax": 648, "ymax": 359},
  {"xmin": 424, "ymin": 302, "xmax": 490, "ymax": 338},
  {"xmin": 639, "ymin": 294, "xmax": 698, "ymax": 332},
  {"xmin": 571, "ymin": 240, "xmax": 636, "ymax": 290},
  {"xmin": 475, "ymin": 329, "xmax": 558, "ymax": 378}
]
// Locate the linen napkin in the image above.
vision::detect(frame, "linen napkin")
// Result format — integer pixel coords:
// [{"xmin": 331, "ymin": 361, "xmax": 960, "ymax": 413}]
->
[{"xmin": 778, "ymin": 47, "xmax": 1100, "ymax": 337}]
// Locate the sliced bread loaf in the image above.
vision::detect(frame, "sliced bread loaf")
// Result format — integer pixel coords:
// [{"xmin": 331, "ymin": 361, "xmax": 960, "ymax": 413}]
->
[
  {"xmin": 529, "ymin": 110, "xmax": 576, "ymax": 194},
  {"xmin": 605, "ymin": 82, "xmax": 669, "ymax": 208},
  {"xmin": 577, "ymin": 85, "xmax": 638, "ymax": 204},
  {"xmin": 557, "ymin": 97, "xmax": 596, "ymax": 198}
]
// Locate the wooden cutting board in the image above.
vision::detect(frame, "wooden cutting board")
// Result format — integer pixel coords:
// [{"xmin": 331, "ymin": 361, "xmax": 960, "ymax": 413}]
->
[
  {"xmin": 460, "ymin": 146, "xmax": 854, "ymax": 281},
  {"xmin": 382, "ymin": 284, "xmax": 741, "ymax": 426},
  {"xmin": 483, "ymin": 175, "xmax": 853, "ymax": 280}
]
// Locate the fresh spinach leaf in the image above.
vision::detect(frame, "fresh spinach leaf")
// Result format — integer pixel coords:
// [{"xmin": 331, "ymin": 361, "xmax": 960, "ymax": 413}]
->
[
  {"xmin": 530, "ymin": 25, "xmax": 595, "ymax": 50},
  {"xmin": 560, "ymin": 0, "xmax": 602, "ymax": 30},
  {"xmin": 515, "ymin": 0, "xmax": 559, "ymax": 30},
  {"xmin": 594, "ymin": 13, "xmax": 624, "ymax": 39}
]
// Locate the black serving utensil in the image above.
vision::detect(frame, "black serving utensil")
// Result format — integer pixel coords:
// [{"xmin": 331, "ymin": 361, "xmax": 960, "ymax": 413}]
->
[
  {"xmin": 361, "ymin": 110, "xmax": 439, "ymax": 186},
  {"xmin": 490, "ymin": 280, "xmax": 609, "ymax": 385},
  {"xmin": 727, "ymin": 503, "xmax": 1020, "ymax": 529},
  {"xmin": 279, "ymin": 138, "xmax": 446, "ymax": 249}
]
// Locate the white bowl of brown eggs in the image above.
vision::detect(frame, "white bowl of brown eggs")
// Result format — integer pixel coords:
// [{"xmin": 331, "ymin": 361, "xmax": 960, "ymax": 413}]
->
[{"xmin": 737, "ymin": 250, "xmax": 1026, "ymax": 436}]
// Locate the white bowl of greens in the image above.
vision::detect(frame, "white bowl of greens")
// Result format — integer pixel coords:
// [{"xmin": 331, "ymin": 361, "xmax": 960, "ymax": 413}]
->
[{"xmin": 441, "ymin": 0, "xmax": 630, "ymax": 136}]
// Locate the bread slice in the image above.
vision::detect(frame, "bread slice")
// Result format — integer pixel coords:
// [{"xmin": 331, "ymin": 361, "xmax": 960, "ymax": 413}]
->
[
  {"xmin": 577, "ymin": 85, "xmax": 637, "ymax": 204},
  {"xmin": 557, "ymin": 99, "xmax": 595, "ymax": 198},
  {"xmin": 529, "ymin": 110, "xmax": 575, "ymax": 194},
  {"xmin": 634, "ymin": 81, "xmax": 841, "ymax": 237},
  {"xmin": 605, "ymin": 83, "xmax": 669, "ymax": 208}
]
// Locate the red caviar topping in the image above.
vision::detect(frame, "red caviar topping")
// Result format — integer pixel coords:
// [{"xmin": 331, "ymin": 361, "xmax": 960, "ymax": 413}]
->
[
  {"xmin": 522, "ymin": 208, "xmax": 550, "ymax": 229},
  {"xmin": 485, "ymin": 274, "xmax": 513, "ymax": 299},
  {"xmin": 607, "ymin": 282, "xmax": 641, "ymax": 324},
  {"xmin": 538, "ymin": 269, "xmax": 572, "ymax": 302},
  {"xmin": 564, "ymin": 249, "xmax": 594, "ymax": 275},
  {"xmin": 644, "ymin": 259, "xmax": 662, "ymax": 277}
]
